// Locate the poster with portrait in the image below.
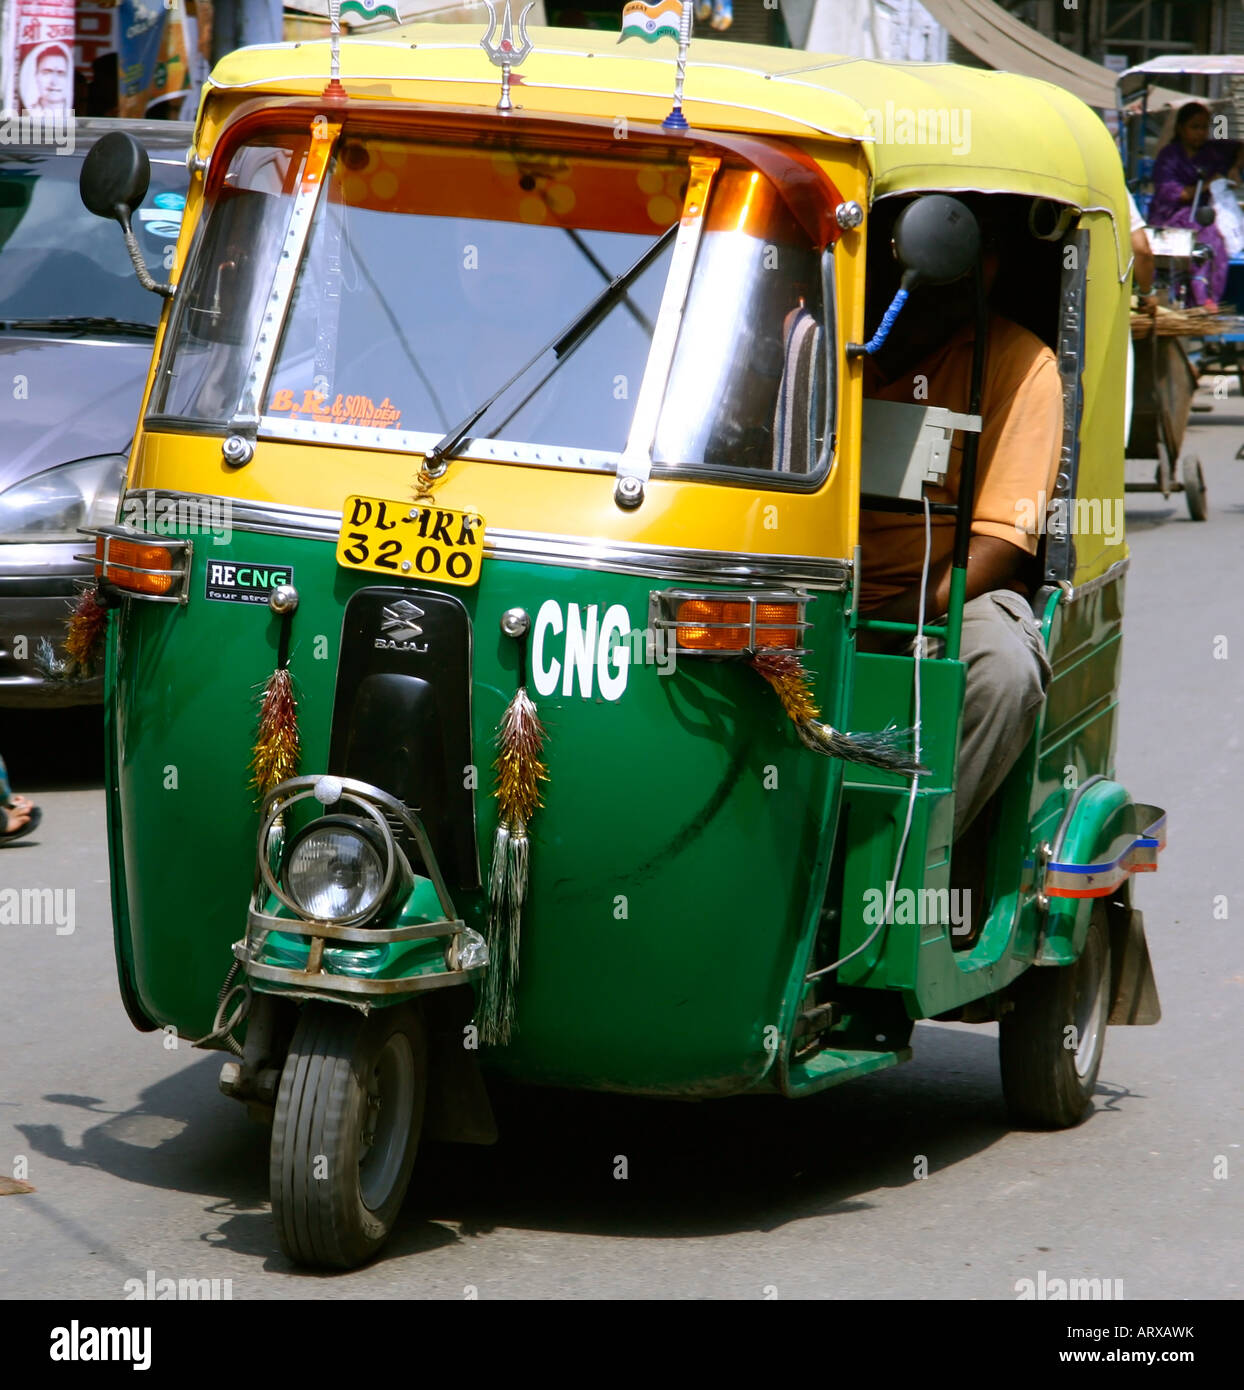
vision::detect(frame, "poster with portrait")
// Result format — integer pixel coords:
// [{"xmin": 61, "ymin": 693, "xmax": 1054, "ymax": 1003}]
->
[
  {"xmin": 0, "ymin": 3, "xmax": 15, "ymax": 116},
  {"xmin": 11, "ymin": 0, "xmax": 76, "ymax": 116}
]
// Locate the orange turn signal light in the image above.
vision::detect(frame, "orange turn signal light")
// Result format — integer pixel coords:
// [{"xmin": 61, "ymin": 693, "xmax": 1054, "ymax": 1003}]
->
[
  {"xmin": 753, "ymin": 603, "xmax": 799, "ymax": 649},
  {"xmin": 658, "ymin": 589, "xmax": 808, "ymax": 655},
  {"xmin": 676, "ymin": 599, "xmax": 751, "ymax": 650},
  {"xmin": 95, "ymin": 537, "xmax": 177, "ymax": 597}
]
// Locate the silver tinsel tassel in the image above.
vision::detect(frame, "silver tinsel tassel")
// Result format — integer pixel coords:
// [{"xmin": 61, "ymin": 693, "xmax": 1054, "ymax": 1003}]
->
[{"xmin": 481, "ymin": 820, "xmax": 529, "ymax": 1045}]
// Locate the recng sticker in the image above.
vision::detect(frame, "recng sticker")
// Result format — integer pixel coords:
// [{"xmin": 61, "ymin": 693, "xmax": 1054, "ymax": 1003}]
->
[{"xmin": 205, "ymin": 560, "xmax": 294, "ymax": 605}]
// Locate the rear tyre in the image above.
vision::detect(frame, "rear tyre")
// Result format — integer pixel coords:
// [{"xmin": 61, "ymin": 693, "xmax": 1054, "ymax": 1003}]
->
[
  {"xmin": 999, "ymin": 905, "xmax": 1110, "ymax": 1129},
  {"xmin": 271, "ymin": 1002, "xmax": 427, "ymax": 1269},
  {"xmin": 1182, "ymin": 456, "xmax": 1208, "ymax": 520}
]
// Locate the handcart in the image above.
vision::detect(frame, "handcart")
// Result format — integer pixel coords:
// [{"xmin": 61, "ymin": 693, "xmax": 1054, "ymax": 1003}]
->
[{"xmin": 1126, "ymin": 326, "xmax": 1207, "ymax": 519}]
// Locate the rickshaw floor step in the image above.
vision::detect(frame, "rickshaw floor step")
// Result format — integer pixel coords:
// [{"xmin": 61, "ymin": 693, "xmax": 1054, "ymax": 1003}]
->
[{"xmin": 783, "ymin": 1045, "xmax": 911, "ymax": 1097}]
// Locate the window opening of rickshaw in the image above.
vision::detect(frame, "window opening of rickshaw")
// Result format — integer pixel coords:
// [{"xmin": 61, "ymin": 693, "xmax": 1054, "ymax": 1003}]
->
[{"xmin": 146, "ymin": 122, "xmax": 836, "ymax": 480}]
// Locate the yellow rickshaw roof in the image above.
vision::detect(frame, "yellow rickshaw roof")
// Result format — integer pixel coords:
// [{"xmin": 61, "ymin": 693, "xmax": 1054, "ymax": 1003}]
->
[{"xmin": 210, "ymin": 25, "xmax": 1128, "ymax": 216}]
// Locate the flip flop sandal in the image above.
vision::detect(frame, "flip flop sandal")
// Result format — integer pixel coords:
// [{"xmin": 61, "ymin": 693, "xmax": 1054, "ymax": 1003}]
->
[{"xmin": 0, "ymin": 804, "xmax": 41, "ymax": 844}]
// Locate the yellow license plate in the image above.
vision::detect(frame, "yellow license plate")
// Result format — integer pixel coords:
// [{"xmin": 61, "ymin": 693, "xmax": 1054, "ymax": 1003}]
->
[{"xmin": 336, "ymin": 496, "xmax": 486, "ymax": 587}]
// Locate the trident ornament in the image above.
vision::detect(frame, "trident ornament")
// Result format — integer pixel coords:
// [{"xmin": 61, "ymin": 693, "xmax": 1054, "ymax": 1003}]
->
[{"xmin": 481, "ymin": 0, "xmax": 534, "ymax": 112}]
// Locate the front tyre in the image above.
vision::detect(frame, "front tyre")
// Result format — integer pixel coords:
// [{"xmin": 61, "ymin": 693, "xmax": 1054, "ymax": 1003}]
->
[
  {"xmin": 999, "ymin": 906, "xmax": 1110, "ymax": 1129},
  {"xmin": 271, "ymin": 1002, "xmax": 427, "ymax": 1269}
]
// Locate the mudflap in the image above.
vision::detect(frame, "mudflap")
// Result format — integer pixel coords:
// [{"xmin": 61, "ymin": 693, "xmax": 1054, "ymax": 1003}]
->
[
  {"xmin": 421, "ymin": 986, "xmax": 498, "ymax": 1145},
  {"xmin": 1107, "ymin": 904, "xmax": 1161, "ymax": 1026}
]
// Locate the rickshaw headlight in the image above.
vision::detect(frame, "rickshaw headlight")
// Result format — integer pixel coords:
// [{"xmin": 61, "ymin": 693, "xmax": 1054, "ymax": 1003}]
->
[{"xmin": 284, "ymin": 820, "xmax": 386, "ymax": 920}]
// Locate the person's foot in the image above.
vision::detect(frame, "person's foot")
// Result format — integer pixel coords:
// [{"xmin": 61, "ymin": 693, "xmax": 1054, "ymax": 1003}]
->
[
  {"xmin": 1, "ymin": 801, "xmax": 41, "ymax": 842},
  {"xmin": 1204, "ymin": 298, "xmax": 1220, "ymax": 314}
]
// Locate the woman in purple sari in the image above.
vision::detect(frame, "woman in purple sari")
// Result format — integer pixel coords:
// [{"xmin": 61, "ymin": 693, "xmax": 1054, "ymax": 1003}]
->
[{"xmin": 1148, "ymin": 102, "xmax": 1243, "ymax": 310}]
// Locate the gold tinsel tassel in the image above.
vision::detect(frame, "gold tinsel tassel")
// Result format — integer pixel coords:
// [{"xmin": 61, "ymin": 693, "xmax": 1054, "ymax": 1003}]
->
[
  {"xmin": 750, "ymin": 650, "xmax": 924, "ymax": 775},
  {"xmin": 251, "ymin": 667, "xmax": 301, "ymax": 800},
  {"xmin": 480, "ymin": 686, "xmax": 547, "ymax": 1046},
  {"xmin": 64, "ymin": 584, "xmax": 111, "ymax": 678}
]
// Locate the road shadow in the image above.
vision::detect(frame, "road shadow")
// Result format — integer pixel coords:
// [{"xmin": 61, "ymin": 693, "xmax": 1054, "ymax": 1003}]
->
[
  {"xmin": 2, "ymin": 706, "xmax": 104, "ymax": 792},
  {"xmin": 13, "ymin": 1020, "xmax": 1136, "ymax": 1279},
  {"xmin": 1124, "ymin": 504, "xmax": 1180, "ymax": 532}
]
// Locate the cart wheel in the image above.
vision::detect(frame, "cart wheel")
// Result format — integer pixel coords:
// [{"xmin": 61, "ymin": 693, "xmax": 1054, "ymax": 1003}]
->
[
  {"xmin": 1182, "ymin": 456, "xmax": 1208, "ymax": 521},
  {"xmin": 999, "ymin": 905, "xmax": 1110, "ymax": 1129},
  {"xmin": 270, "ymin": 1002, "xmax": 427, "ymax": 1269}
]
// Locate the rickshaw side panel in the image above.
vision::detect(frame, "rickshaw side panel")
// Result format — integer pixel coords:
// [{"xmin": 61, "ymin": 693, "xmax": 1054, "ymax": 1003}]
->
[
  {"xmin": 1031, "ymin": 576, "xmax": 1125, "ymax": 829},
  {"xmin": 103, "ymin": 628, "xmax": 156, "ymax": 1033}
]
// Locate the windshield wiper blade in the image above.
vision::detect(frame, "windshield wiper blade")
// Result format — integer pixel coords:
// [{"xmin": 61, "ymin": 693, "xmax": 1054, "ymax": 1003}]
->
[
  {"xmin": 0, "ymin": 315, "xmax": 157, "ymax": 338},
  {"xmin": 563, "ymin": 228, "xmax": 656, "ymax": 340},
  {"xmin": 423, "ymin": 223, "xmax": 677, "ymax": 469}
]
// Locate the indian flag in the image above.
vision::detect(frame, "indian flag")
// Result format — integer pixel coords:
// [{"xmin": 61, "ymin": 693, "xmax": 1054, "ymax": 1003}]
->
[
  {"xmin": 619, "ymin": 0, "xmax": 683, "ymax": 44},
  {"xmin": 339, "ymin": 0, "xmax": 401, "ymax": 23}
]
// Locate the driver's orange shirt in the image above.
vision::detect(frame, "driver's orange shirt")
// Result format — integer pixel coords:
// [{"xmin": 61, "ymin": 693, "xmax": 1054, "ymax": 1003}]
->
[{"xmin": 859, "ymin": 315, "xmax": 1062, "ymax": 610}]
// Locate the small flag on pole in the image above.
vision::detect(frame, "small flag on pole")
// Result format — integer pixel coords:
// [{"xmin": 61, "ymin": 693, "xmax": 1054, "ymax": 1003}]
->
[
  {"xmin": 340, "ymin": 0, "xmax": 401, "ymax": 22},
  {"xmin": 619, "ymin": 0, "xmax": 683, "ymax": 43}
]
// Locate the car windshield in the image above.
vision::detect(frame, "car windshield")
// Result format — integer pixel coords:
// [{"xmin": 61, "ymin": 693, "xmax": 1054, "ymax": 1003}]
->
[
  {"xmin": 150, "ymin": 127, "xmax": 830, "ymax": 477},
  {"xmin": 0, "ymin": 145, "xmax": 187, "ymax": 326}
]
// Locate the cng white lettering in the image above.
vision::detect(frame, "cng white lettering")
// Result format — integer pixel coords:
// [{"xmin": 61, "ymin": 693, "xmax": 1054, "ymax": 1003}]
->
[
  {"xmin": 563, "ymin": 605, "xmax": 598, "ymax": 698},
  {"xmin": 532, "ymin": 600, "xmax": 633, "ymax": 702},
  {"xmin": 596, "ymin": 605, "xmax": 630, "ymax": 701},
  {"xmin": 533, "ymin": 600, "xmax": 564, "ymax": 696}
]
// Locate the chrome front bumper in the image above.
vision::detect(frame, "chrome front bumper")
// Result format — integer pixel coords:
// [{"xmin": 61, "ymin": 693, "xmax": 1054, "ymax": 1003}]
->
[{"xmin": 236, "ymin": 774, "xmax": 485, "ymax": 1003}]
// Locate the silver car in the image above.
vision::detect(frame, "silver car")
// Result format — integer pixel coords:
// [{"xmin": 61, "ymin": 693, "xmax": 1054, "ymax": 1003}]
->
[{"xmin": 0, "ymin": 117, "xmax": 191, "ymax": 706}]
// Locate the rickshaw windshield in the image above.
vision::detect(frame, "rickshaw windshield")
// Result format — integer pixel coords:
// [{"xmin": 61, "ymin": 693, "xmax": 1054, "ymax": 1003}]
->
[{"xmin": 148, "ymin": 128, "xmax": 831, "ymax": 479}]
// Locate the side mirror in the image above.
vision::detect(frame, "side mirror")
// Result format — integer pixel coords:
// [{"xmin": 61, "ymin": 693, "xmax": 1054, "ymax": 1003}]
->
[
  {"xmin": 892, "ymin": 194, "xmax": 981, "ymax": 291},
  {"xmin": 847, "ymin": 195, "xmax": 981, "ymax": 358},
  {"xmin": 80, "ymin": 130, "xmax": 151, "ymax": 223},
  {"xmin": 79, "ymin": 132, "xmax": 173, "ymax": 300},
  {"xmin": 1195, "ymin": 203, "xmax": 1216, "ymax": 228}
]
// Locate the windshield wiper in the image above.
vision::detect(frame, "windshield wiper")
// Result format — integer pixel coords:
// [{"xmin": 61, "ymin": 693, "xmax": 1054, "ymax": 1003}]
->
[
  {"xmin": 0, "ymin": 315, "xmax": 157, "ymax": 338},
  {"xmin": 423, "ymin": 223, "xmax": 677, "ymax": 469}
]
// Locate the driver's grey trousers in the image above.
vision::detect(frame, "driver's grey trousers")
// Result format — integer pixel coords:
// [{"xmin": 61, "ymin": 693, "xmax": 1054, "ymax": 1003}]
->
[
  {"xmin": 858, "ymin": 587, "xmax": 1052, "ymax": 840},
  {"xmin": 954, "ymin": 589, "xmax": 1052, "ymax": 840}
]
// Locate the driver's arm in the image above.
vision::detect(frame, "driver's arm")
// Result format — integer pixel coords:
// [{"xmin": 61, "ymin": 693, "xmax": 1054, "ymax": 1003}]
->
[{"xmin": 862, "ymin": 535, "xmax": 1026, "ymax": 626}]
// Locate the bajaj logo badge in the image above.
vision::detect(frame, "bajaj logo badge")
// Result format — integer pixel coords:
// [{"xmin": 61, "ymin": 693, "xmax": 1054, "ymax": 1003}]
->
[{"xmin": 376, "ymin": 599, "xmax": 428, "ymax": 653}]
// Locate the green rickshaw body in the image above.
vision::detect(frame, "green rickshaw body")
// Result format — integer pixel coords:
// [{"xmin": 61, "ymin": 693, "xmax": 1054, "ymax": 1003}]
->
[{"xmin": 110, "ymin": 532, "xmax": 850, "ymax": 1096}]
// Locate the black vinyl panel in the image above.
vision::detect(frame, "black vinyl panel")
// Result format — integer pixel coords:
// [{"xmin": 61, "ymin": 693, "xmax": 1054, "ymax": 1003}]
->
[{"xmin": 329, "ymin": 587, "xmax": 480, "ymax": 889}]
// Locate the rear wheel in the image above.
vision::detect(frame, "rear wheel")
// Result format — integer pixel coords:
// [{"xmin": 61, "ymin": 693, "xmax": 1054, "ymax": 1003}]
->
[
  {"xmin": 270, "ymin": 1002, "xmax": 427, "ymax": 1269},
  {"xmin": 1182, "ymin": 456, "xmax": 1208, "ymax": 520},
  {"xmin": 999, "ymin": 905, "xmax": 1110, "ymax": 1129}
]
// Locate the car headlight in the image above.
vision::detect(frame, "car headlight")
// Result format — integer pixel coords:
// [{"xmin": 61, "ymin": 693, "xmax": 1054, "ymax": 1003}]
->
[
  {"xmin": 284, "ymin": 817, "xmax": 387, "ymax": 921},
  {"xmin": 0, "ymin": 454, "xmax": 126, "ymax": 543}
]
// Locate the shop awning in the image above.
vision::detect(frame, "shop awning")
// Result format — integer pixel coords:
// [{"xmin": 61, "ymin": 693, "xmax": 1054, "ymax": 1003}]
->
[
  {"xmin": 1119, "ymin": 54, "xmax": 1244, "ymax": 106},
  {"xmin": 919, "ymin": 0, "xmax": 1129, "ymax": 110}
]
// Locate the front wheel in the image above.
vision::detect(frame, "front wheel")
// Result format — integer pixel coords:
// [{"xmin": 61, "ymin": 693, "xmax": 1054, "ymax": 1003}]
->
[
  {"xmin": 271, "ymin": 1002, "xmax": 427, "ymax": 1269},
  {"xmin": 999, "ymin": 906, "xmax": 1110, "ymax": 1129}
]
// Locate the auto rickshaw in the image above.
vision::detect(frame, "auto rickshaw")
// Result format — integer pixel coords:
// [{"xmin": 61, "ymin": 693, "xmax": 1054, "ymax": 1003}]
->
[{"xmin": 75, "ymin": 16, "xmax": 1164, "ymax": 1269}]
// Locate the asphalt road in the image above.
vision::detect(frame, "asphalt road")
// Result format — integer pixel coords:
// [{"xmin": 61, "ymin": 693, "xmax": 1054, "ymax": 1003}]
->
[{"xmin": 0, "ymin": 391, "xmax": 1241, "ymax": 1301}]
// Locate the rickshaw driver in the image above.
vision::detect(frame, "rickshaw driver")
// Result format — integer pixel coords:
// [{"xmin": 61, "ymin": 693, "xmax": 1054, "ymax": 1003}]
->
[{"xmin": 859, "ymin": 205, "xmax": 1061, "ymax": 841}]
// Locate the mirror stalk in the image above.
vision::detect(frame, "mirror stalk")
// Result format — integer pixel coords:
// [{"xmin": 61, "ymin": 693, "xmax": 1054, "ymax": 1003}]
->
[{"xmin": 115, "ymin": 204, "xmax": 174, "ymax": 300}]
